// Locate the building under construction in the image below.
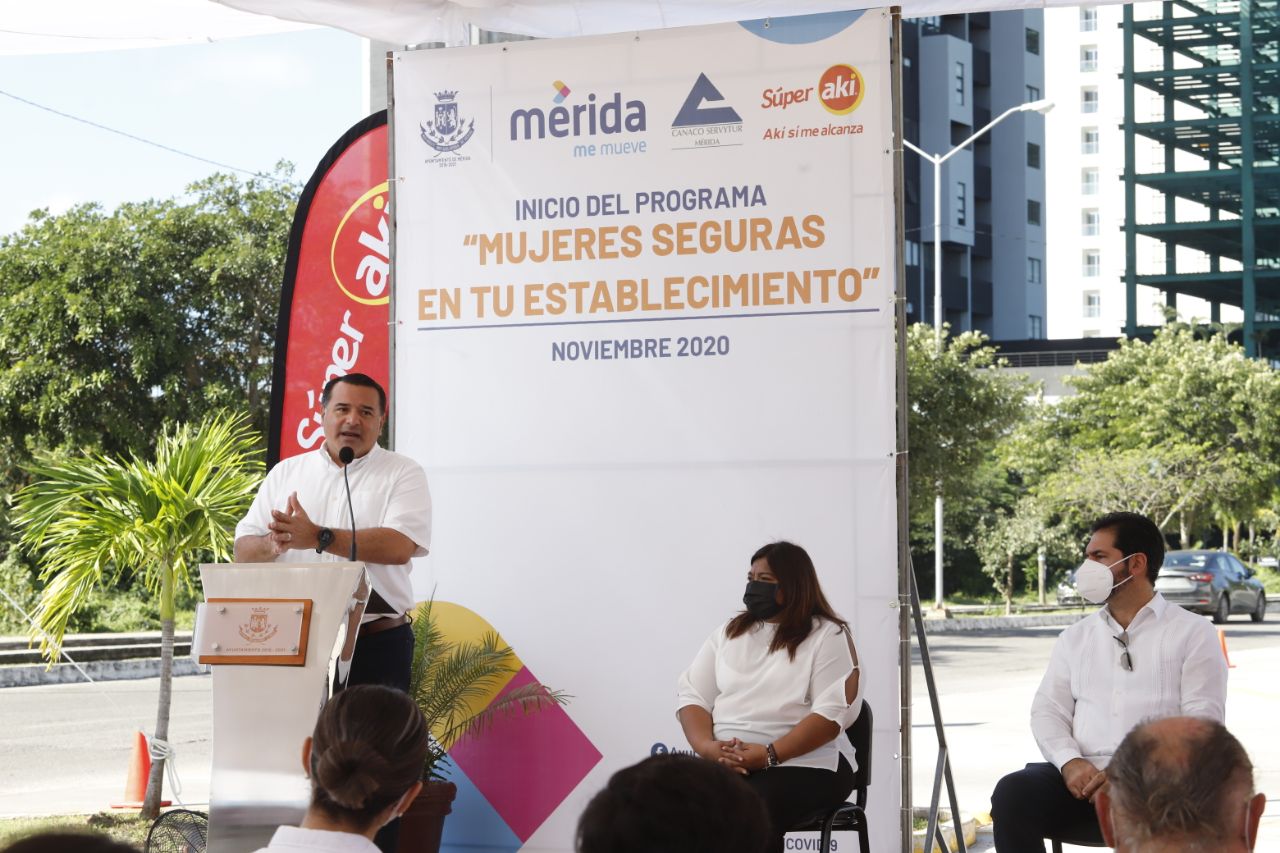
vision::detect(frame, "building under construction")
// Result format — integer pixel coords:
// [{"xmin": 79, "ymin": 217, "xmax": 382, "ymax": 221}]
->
[{"xmin": 1122, "ymin": 0, "xmax": 1279, "ymax": 356}]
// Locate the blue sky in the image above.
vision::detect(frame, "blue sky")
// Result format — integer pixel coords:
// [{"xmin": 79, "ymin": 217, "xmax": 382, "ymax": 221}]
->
[{"xmin": 0, "ymin": 28, "xmax": 366, "ymax": 235}]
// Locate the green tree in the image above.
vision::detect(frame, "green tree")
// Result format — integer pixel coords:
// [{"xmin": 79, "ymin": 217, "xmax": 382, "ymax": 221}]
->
[
  {"xmin": 173, "ymin": 170, "xmax": 297, "ymax": 431},
  {"xmin": 1030, "ymin": 444, "xmax": 1220, "ymax": 532},
  {"xmin": 972, "ymin": 497, "xmax": 1078, "ymax": 611},
  {"xmin": 0, "ymin": 168, "xmax": 296, "ymax": 470},
  {"xmin": 14, "ymin": 412, "xmax": 263, "ymax": 818},
  {"xmin": 1005, "ymin": 325, "xmax": 1280, "ymax": 549},
  {"xmin": 973, "ymin": 501, "xmax": 1040, "ymax": 613},
  {"xmin": 906, "ymin": 324, "xmax": 1033, "ymax": 591},
  {"xmin": 0, "ymin": 170, "xmax": 294, "ymax": 633}
]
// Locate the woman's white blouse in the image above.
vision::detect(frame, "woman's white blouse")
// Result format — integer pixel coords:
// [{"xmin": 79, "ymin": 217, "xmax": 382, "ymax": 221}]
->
[{"xmin": 677, "ymin": 617, "xmax": 862, "ymax": 771}]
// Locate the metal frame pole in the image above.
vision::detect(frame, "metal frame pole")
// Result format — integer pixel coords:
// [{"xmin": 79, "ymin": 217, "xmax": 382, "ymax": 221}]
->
[
  {"xmin": 891, "ymin": 13, "xmax": 913, "ymax": 851},
  {"xmin": 386, "ymin": 51, "xmax": 399, "ymax": 449}
]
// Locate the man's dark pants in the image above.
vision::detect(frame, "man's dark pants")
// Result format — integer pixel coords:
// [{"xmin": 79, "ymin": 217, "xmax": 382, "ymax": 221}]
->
[
  {"xmin": 345, "ymin": 622, "xmax": 415, "ymax": 853},
  {"xmin": 347, "ymin": 621, "xmax": 414, "ymax": 692},
  {"xmin": 991, "ymin": 762, "xmax": 1105, "ymax": 852}
]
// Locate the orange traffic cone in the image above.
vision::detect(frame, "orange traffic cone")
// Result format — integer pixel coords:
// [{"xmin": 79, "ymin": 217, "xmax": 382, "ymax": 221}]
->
[
  {"xmin": 1218, "ymin": 628, "xmax": 1236, "ymax": 669},
  {"xmin": 110, "ymin": 730, "xmax": 171, "ymax": 809}
]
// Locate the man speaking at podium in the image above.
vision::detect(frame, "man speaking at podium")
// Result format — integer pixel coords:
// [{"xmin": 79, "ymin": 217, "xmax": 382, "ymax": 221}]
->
[{"xmin": 233, "ymin": 373, "xmax": 432, "ymax": 691}]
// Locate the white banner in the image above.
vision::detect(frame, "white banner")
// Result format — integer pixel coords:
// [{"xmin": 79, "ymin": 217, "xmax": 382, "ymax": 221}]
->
[{"xmin": 393, "ymin": 10, "xmax": 899, "ymax": 851}]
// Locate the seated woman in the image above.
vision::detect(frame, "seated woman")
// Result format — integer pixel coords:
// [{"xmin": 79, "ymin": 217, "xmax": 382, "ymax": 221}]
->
[
  {"xmin": 677, "ymin": 540, "xmax": 862, "ymax": 853},
  {"xmin": 254, "ymin": 684, "xmax": 428, "ymax": 853}
]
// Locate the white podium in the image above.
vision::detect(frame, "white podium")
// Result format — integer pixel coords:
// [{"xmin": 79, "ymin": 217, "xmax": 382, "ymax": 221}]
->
[{"xmin": 197, "ymin": 561, "xmax": 370, "ymax": 853}]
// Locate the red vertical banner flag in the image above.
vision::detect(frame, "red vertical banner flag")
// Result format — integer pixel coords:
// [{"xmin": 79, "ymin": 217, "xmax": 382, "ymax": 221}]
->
[{"xmin": 269, "ymin": 112, "xmax": 390, "ymax": 467}]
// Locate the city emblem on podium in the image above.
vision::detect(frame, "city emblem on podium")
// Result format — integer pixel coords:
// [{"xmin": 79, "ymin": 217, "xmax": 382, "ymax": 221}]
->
[
  {"xmin": 239, "ymin": 606, "xmax": 279, "ymax": 644},
  {"xmin": 420, "ymin": 90, "xmax": 475, "ymax": 154}
]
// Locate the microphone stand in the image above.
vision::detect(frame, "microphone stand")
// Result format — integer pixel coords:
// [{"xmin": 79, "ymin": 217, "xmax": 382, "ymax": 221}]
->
[
  {"xmin": 339, "ymin": 445, "xmax": 393, "ymax": 615},
  {"xmin": 338, "ymin": 446, "xmax": 357, "ymax": 561}
]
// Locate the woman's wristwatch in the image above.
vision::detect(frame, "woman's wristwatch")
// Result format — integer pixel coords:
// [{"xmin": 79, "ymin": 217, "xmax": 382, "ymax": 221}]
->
[{"xmin": 765, "ymin": 743, "xmax": 779, "ymax": 769}]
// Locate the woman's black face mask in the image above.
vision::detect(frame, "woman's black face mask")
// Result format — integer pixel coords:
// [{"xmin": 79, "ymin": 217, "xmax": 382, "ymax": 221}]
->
[{"xmin": 743, "ymin": 580, "xmax": 782, "ymax": 619}]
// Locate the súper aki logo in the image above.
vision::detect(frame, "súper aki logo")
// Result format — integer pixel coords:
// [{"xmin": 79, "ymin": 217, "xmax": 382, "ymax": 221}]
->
[
  {"xmin": 818, "ymin": 64, "xmax": 866, "ymax": 116},
  {"xmin": 330, "ymin": 182, "xmax": 391, "ymax": 306}
]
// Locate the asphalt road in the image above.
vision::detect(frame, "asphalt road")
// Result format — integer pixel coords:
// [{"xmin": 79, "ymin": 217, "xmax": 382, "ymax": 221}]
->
[
  {"xmin": 0, "ymin": 675, "xmax": 215, "ymax": 816},
  {"xmin": 2, "ymin": 618, "xmax": 1277, "ymax": 852}
]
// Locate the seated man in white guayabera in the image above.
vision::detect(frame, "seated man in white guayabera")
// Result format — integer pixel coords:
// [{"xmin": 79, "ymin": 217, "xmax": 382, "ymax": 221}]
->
[{"xmin": 990, "ymin": 512, "xmax": 1227, "ymax": 852}]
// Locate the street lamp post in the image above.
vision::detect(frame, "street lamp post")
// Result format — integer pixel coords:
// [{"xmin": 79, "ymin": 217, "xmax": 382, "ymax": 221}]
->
[{"xmin": 903, "ymin": 98, "xmax": 1054, "ymax": 610}]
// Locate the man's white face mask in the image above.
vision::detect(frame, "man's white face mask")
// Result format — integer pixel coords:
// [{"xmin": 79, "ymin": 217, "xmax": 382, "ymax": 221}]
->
[{"xmin": 1075, "ymin": 553, "xmax": 1136, "ymax": 604}]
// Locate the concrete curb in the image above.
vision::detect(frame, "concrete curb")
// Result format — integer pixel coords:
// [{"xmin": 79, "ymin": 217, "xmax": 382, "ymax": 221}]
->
[
  {"xmin": 921, "ymin": 612, "xmax": 1091, "ymax": 633},
  {"xmin": 0, "ymin": 657, "xmax": 207, "ymax": 688}
]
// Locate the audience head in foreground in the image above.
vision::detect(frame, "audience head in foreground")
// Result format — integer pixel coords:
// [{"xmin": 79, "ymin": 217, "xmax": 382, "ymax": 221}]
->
[
  {"xmin": 1096, "ymin": 717, "xmax": 1266, "ymax": 852},
  {"xmin": 254, "ymin": 684, "xmax": 428, "ymax": 851},
  {"xmin": 1, "ymin": 833, "xmax": 139, "ymax": 853},
  {"xmin": 307, "ymin": 684, "xmax": 427, "ymax": 832},
  {"xmin": 576, "ymin": 753, "xmax": 769, "ymax": 853}
]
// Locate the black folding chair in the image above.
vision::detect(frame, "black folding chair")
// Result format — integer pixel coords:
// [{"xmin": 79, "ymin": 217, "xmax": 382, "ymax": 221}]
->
[{"xmin": 787, "ymin": 701, "xmax": 873, "ymax": 853}]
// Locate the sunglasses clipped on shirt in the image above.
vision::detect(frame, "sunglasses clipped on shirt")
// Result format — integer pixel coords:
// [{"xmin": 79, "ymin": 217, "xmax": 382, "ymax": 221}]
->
[{"xmin": 1113, "ymin": 631, "xmax": 1133, "ymax": 672}]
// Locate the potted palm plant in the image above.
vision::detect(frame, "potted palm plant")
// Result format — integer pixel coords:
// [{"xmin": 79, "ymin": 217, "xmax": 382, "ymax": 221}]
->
[{"xmin": 399, "ymin": 598, "xmax": 567, "ymax": 853}]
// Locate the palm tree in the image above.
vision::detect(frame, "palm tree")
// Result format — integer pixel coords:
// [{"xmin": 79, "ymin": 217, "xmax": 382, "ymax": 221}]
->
[{"xmin": 15, "ymin": 411, "xmax": 262, "ymax": 818}]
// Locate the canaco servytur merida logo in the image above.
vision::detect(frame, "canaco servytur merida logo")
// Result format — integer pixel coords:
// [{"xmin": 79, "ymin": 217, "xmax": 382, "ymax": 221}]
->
[
  {"xmin": 420, "ymin": 90, "xmax": 475, "ymax": 153},
  {"xmin": 673, "ymin": 73, "xmax": 742, "ymax": 129},
  {"xmin": 671, "ymin": 72, "xmax": 743, "ymax": 149}
]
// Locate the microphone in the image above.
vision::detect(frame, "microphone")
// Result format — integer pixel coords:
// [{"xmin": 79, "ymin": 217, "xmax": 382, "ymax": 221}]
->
[
  {"xmin": 338, "ymin": 446, "xmax": 357, "ymax": 561},
  {"xmin": 338, "ymin": 445, "xmax": 392, "ymax": 615}
]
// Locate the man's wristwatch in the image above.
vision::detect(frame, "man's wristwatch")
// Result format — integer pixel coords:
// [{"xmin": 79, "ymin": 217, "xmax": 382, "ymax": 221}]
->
[
  {"xmin": 316, "ymin": 527, "xmax": 335, "ymax": 554},
  {"xmin": 765, "ymin": 743, "xmax": 779, "ymax": 769}
]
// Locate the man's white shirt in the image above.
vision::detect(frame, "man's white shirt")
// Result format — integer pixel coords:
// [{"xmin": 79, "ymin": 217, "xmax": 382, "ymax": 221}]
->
[
  {"xmin": 1031, "ymin": 592, "xmax": 1227, "ymax": 770},
  {"xmin": 235, "ymin": 444, "xmax": 431, "ymax": 616}
]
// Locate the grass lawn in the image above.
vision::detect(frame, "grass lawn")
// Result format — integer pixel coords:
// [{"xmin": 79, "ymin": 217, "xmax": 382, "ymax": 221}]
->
[{"xmin": 0, "ymin": 812, "xmax": 152, "ymax": 847}]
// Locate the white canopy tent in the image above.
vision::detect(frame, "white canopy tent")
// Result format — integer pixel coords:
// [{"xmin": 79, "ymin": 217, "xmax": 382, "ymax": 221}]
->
[
  {"xmin": 212, "ymin": 0, "xmax": 1121, "ymax": 42},
  {"xmin": 0, "ymin": 0, "xmax": 311, "ymax": 56}
]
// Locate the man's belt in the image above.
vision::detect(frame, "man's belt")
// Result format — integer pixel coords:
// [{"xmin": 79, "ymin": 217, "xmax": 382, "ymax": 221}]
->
[{"xmin": 357, "ymin": 613, "xmax": 410, "ymax": 637}]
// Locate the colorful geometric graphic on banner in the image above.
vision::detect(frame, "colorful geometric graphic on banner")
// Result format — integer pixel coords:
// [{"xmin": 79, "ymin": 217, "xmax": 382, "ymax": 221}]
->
[
  {"xmin": 440, "ymin": 762, "xmax": 522, "ymax": 852},
  {"xmin": 433, "ymin": 602, "xmax": 603, "ymax": 843},
  {"xmin": 268, "ymin": 112, "xmax": 390, "ymax": 467}
]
